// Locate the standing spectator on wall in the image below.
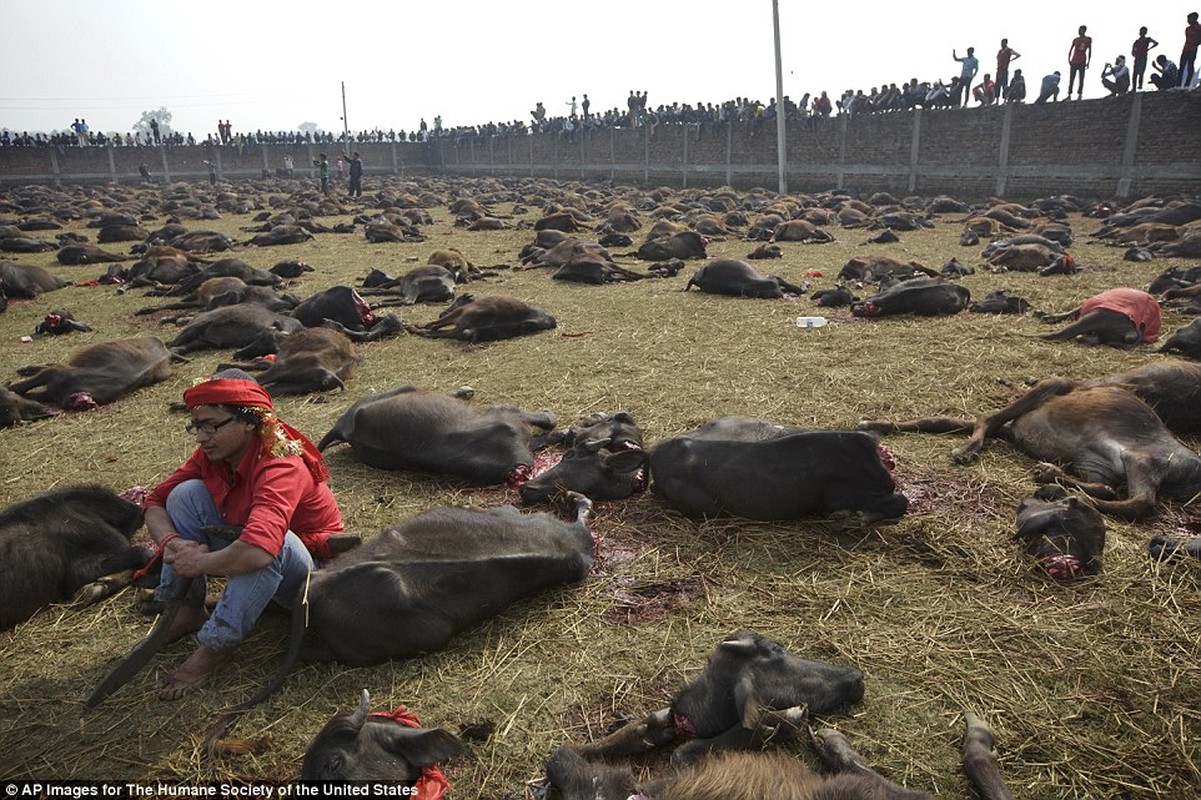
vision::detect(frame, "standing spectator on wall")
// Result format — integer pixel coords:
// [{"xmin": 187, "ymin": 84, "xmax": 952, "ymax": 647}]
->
[
  {"xmin": 1131, "ymin": 27, "xmax": 1159, "ymax": 91},
  {"xmin": 71, "ymin": 119, "xmax": 85, "ymax": 146},
  {"xmin": 1181, "ymin": 12, "xmax": 1201, "ymax": 87},
  {"xmin": 80, "ymin": 119, "xmax": 90, "ymax": 145},
  {"xmin": 149, "ymin": 118, "xmax": 161, "ymax": 145},
  {"xmin": 812, "ymin": 91, "xmax": 832, "ymax": 116},
  {"xmin": 581, "ymin": 94, "xmax": 591, "ymax": 120},
  {"xmin": 1101, "ymin": 56, "xmax": 1130, "ymax": 95},
  {"xmin": 1067, "ymin": 25, "xmax": 1093, "ymax": 100},
  {"xmin": 566, "ymin": 96, "xmax": 578, "ymax": 118},
  {"xmin": 996, "ymin": 39, "xmax": 1021, "ymax": 100},
  {"xmin": 952, "ymin": 47, "xmax": 979, "ymax": 106},
  {"xmin": 1149, "ymin": 54, "xmax": 1180, "ymax": 90},
  {"xmin": 1035, "ymin": 70, "xmax": 1061, "ymax": 104},
  {"xmin": 345, "ymin": 152, "xmax": 363, "ymax": 198},
  {"xmin": 314, "ymin": 153, "xmax": 329, "ymax": 194},
  {"xmin": 1007, "ymin": 69, "xmax": 1027, "ymax": 102}
]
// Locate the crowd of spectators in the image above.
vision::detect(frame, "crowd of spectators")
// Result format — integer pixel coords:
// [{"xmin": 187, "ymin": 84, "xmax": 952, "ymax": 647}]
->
[{"xmin": 4, "ymin": 15, "xmax": 1197, "ymax": 151}]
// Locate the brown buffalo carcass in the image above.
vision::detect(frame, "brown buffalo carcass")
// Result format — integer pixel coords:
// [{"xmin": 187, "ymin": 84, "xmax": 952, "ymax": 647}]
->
[
  {"xmin": 859, "ymin": 379, "xmax": 1201, "ymax": 520},
  {"xmin": 1039, "ymin": 288, "xmax": 1161, "ymax": 347},
  {"xmin": 408, "ymin": 294, "xmax": 556, "ymax": 343},
  {"xmin": 8, "ymin": 336, "xmax": 177, "ymax": 410},
  {"xmin": 222, "ymin": 327, "xmax": 359, "ymax": 397},
  {"xmin": 167, "ymin": 304, "xmax": 304, "ymax": 356},
  {"xmin": 0, "ymin": 262, "xmax": 68, "ymax": 299}
]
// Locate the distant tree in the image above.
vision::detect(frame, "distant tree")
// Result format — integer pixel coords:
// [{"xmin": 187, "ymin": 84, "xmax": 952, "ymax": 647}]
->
[
  {"xmin": 298, "ymin": 121, "xmax": 322, "ymax": 135},
  {"xmin": 133, "ymin": 108, "xmax": 174, "ymax": 137}
]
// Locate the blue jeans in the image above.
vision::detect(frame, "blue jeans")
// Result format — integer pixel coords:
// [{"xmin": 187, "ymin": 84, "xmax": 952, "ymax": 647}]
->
[{"xmin": 153, "ymin": 480, "xmax": 313, "ymax": 650}]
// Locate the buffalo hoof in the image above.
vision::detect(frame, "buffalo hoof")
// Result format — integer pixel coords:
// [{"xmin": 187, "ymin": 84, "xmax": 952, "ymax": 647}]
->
[
  {"xmin": 950, "ymin": 443, "xmax": 983, "ymax": 465},
  {"xmin": 1149, "ymin": 535, "xmax": 1201, "ymax": 563}
]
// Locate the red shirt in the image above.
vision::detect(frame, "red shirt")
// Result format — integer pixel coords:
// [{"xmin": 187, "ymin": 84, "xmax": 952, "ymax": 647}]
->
[
  {"xmin": 1186, "ymin": 22, "xmax": 1201, "ymax": 51},
  {"xmin": 1069, "ymin": 35, "xmax": 1092, "ymax": 66},
  {"xmin": 146, "ymin": 441, "xmax": 343, "ymax": 557}
]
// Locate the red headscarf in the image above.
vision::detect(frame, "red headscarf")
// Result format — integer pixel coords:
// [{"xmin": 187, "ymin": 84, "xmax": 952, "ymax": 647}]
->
[{"xmin": 183, "ymin": 378, "xmax": 330, "ymax": 483}]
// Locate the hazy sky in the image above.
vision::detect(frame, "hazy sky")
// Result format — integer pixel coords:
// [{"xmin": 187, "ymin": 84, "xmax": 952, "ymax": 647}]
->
[{"xmin": 0, "ymin": 1, "xmax": 1190, "ymax": 138}]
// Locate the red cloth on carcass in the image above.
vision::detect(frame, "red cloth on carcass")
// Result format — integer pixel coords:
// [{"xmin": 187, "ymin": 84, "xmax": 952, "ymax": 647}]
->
[
  {"xmin": 1079, "ymin": 288, "xmax": 1161, "ymax": 343},
  {"xmin": 368, "ymin": 706, "xmax": 452, "ymax": 800}
]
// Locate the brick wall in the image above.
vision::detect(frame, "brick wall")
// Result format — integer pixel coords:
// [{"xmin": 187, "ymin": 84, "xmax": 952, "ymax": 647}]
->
[{"xmin": 2, "ymin": 92, "xmax": 1197, "ymax": 201}]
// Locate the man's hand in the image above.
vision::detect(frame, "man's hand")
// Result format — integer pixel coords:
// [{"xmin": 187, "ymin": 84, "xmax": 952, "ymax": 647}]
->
[{"xmin": 164, "ymin": 541, "xmax": 211, "ymax": 578}]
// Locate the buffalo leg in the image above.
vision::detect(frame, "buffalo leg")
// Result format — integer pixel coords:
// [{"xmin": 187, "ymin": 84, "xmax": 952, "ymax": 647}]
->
[
  {"xmin": 671, "ymin": 704, "xmax": 808, "ymax": 766},
  {"xmin": 1029, "ymin": 463, "xmax": 1118, "ymax": 500},
  {"xmin": 813, "ymin": 728, "xmax": 932, "ymax": 799},
  {"xmin": 1148, "ymin": 535, "xmax": 1201, "ymax": 562},
  {"xmin": 950, "ymin": 379, "xmax": 1075, "ymax": 464},
  {"xmin": 572, "ymin": 707, "xmax": 677, "ymax": 760},
  {"xmin": 858, "ymin": 417, "xmax": 975, "ymax": 435},
  {"xmin": 1080, "ymin": 450, "xmax": 1160, "ymax": 520},
  {"xmin": 962, "ymin": 713, "xmax": 1014, "ymax": 800}
]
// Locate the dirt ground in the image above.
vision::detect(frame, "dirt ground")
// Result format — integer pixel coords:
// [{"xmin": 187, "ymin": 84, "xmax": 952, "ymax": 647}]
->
[{"xmin": 0, "ymin": 176, "xmax": 1198, "ymax": 798}]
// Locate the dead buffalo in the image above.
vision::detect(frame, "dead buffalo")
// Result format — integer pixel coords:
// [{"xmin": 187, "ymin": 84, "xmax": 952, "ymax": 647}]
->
[
  {"xmin": 1039, "ymin": 287, "xmax": 1161, "ymax": 346},
  {"xmin": 551, "ymin": 257, "xmax": 646, "ymax": 285},
  {"xmin": 1085, "ymin": 360, "xmax": 1201, "ymax": 435},
  {"xmin": 362, "ymin": 264, "xmax": 457, "ymax": 304},
  {"xmin": 301, "ymin": 690, "xmax": 464, "ymax": 781},
  {"xmin": 838, "ymin": 256, "xmax": 938, "ymax": 283},
  {"xmin": 1, "ymin": 262, "xmax": 68, "ymax": 299},
  {"xmin": 8, "ymin": 336, "xmax": 176, "ymax": 409},
  {"xmin": 246, "ymin": 225, "xmax": 314, "ymax": 247},
  {"xmin": 649, "ymin": 417, "xmax": 907, "ymax": 523},
  {"xmin": 0, "ymin": 485, "xmax": 154, "ymax": 630},
  {"xmin": 409, "ymin": 294, "xmax": 556, "ymax": 343},
  {"xmin": 564, "ymin": 629, "xmax": 864, "ymax": 767},
  {"xmin": 550, "ymin": 716, "xmax": 1010, "ymax": 800},
  {"xmin": 0, "ymin": 385, "xmax": 55, "ymax": 427},
  {"xmin": 168, "ymin": 304, "xmax": 304, "ymax": 355},
  {"xmin": 252, "ymin": 328, "xmax": 358, "ymax": 396},
  {"xmin": 851, "ymin": 277, "xmax": 970, "ymax": 317},
  {"xmin": 771, "ymin": 219, "xmax": 835, "ymax": 243},
  {"xmin": 1016, "ymin": 494, "xmax": 1106, "ymax": 579},
  {"xmin": 1160, "ymin": 319, "xmax": 1201, "ymax": 360},
  {"xmin": 96, "ymin": 224, "xmax": 148, "ymax": 243},
  {"xmin": 318, "ymin": 385, "xmax": 556, "ymax": 484},
  {"xmin": 859, "ymin": 380, "xmax": 1201, "ymax": 520},
  {"xmin": 301, "ymin": 492, "xmax": 595, "ymax": 664},
  {"xmin": 636, "ymin": 231, "xmax": 707, "ymax": 261},
  {"xmin": 56, "ymin": 243, "xmax": 130, "ymax": 265},
  {"xmin": 684, "ymin": 259, "xmax": 805, "ymax": 298},
  {"xmin": 519, "ymin": 412, "xmax": 647, "ymax": 504}
]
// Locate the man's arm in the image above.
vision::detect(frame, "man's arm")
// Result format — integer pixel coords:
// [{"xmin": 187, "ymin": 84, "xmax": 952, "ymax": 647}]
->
[{"xmin": 167, "ymin": 539, "xmax": 274, "ymax": 578}]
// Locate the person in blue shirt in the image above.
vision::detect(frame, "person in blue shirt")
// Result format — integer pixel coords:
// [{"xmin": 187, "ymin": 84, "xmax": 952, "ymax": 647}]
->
[{"xmin": 953, "ymin": 47, "xmax": 980, "ymax": 107}]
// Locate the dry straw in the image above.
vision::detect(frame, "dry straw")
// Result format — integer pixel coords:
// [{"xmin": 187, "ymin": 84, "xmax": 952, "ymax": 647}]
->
[{"xmin": 0, "ymin": 177, "xmax": 1198, "ymax": 798}]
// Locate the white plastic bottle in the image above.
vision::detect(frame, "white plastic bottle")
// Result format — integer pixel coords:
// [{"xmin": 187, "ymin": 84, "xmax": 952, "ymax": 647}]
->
[{"xmin": 796, "ymin": 316, "xmax": 828, "ymax": 328}]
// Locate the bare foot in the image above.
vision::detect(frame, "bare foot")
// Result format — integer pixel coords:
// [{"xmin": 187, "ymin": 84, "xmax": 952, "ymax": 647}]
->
[
  {"xmin": 163, "ymin": 603, "xmax": 209, "ymax": 644},
  {"xmin": 157, "ymin": 645, "xmax": 230, "ymax": 701}
]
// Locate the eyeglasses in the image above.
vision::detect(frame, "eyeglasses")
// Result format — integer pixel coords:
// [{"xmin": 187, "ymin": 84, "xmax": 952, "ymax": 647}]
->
[{"xmin": 186, "ymin": 417, "xmax": 237, "ymax": 436}]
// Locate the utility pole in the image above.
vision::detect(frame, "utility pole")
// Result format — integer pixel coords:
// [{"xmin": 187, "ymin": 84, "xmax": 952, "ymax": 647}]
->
[
  {"xmin": 341, "ymin": 81, "xmax": 350, "ymax": 155},
  {"xmin": 772, "ymin": 0, "xmax": 787, "ymax": 194}
]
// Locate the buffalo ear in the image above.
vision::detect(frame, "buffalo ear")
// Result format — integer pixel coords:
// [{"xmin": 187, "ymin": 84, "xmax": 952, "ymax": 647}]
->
[{"xmin": 379, "ymin": 726, "xmax": 465, "ymax": 768}]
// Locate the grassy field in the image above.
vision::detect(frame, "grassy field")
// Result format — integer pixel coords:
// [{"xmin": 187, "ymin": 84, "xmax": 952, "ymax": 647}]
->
[{"xmin": 0, "ymin": 175, "xmax": 1198, "ymax": 798}]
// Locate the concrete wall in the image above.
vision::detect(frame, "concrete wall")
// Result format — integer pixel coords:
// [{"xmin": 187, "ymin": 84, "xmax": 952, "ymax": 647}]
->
[{"xmin": 2, "ymin": 92, "xmax": 1197, "ymax": 201}]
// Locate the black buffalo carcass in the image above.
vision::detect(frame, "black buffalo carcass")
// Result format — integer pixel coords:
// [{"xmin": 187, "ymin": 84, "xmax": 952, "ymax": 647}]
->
[
  {"xmin": 1, "ymin": 262, "xmax": 69, "ymax": 299},
  {"xmin": 636, "ymin": 231, "xmax": 708, "ymax": 261},
  {"xmin": 0, "ymin": 386, "xmax": 56, "ymax": 427},
  {"xmin": 0, "ymin": 486, "xmax": 154, "ymax": 630},
  {"xmin": 519, "ymin": 412, "xmax": 647, "ymax": 504},
  {"xmin": 1086, "ymin": 360, "xmax": 1201, "ymax": 435},
  {"xmin": 859, "ymin": 379, "xmax": 1201, "ymax": 520},
  {"xmin": 851, "ymin": 277, "xmax": 971, "ymax": 317},
  {"xmin": 167, "ymin": 304, "xmax": 304, "ymax": 356},
  {"xmin": 408, "ymin": 294, "xmax": 556, "ymax": 343},
  {"xmin": 301, "ymin": 690, "xmax": 464, "ymax": 781},
  {"xmin": 289, "ymin": 285, "xmax": 404, "ymax": 343},
  {"xmin": 683, "ymin": 259, "xmax": 806, "ymax": 298},
  {"xmin": 1160, "ymin": 319, "xmax": 1201, "ymax": 360},
  {"xmin": 549, "ymin": 713, "xmax": 1010, "ymax": 800},
  {"xmin": 317, "ymin": 385, "xmax": 556, "ymax": 484},
  {"xmin": 8, "ymin": 336, "xmax": 177, "ymax": 410},
  {"xmin": 561, "ymin": 630, "xmax": 864, "ymax": 768},
  {"xmin": 1039, "ymin": 288, "xmax": 1162, "ymax": 347},
  {"xmin": 648, "ymin": 417, "xmax": 908, "ymax": 523},
  {"xmin": 301, "ymin": 493, "xmax": 595, "ymax": 664},
  {"xmin": 1015, "ymin": 494, "xmax": 1106, "ymax": 580}
]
